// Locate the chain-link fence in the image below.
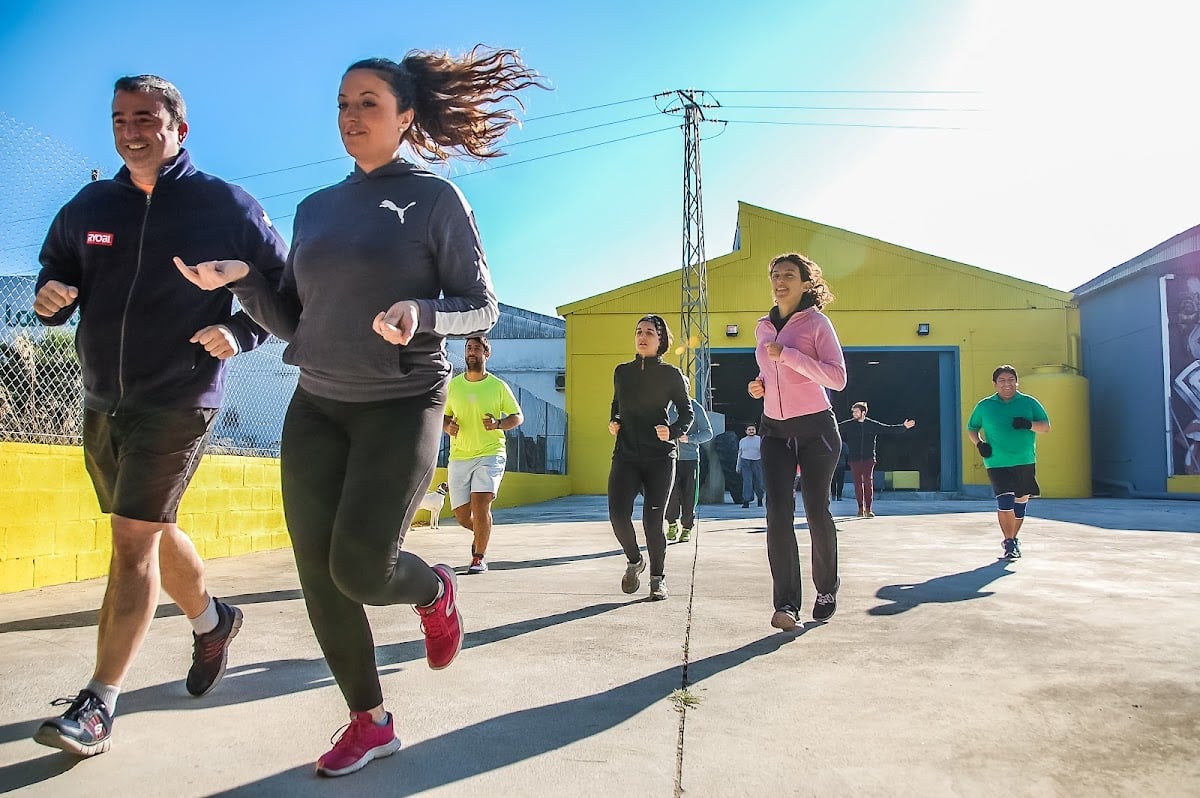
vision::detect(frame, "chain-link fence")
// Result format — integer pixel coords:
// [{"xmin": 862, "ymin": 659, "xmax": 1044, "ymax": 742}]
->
[
  {"xmin": 1, "ymin": 114, "xmax": 565, "ymax": 470},
  {"xmin": 0, "ymin": 273, "xmax": 298, "ymax": 453},
  {"xmin": 2, "ymin": 274, "xmax": 567, "ymax": 472},
  {"xmin": 435, "ymin": 383, "xmax": 568, "ymax": 475}
]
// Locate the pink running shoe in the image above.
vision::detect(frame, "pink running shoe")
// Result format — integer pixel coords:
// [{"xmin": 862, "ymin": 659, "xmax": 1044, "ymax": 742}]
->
[
  {"xmin": 315, "ymin": 711, "xmax": 401, "ymax": 777},
  {"xmin": 415, "ymin": 564, "xmax": 464, "ymax": 670}
]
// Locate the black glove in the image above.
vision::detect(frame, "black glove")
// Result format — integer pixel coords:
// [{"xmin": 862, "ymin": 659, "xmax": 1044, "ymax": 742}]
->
[
  {"xmin": 976, "ymin": 441, "xmax": 993, "ymax": 459},
  {"xmin": 1011, "ymin": 417, "xmax": 1033, "ymax": 430}
]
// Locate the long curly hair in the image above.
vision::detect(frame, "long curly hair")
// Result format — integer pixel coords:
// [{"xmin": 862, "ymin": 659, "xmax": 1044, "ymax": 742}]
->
[
  {"xmin": 768, "ymin": 252, "xmax": 836, "ymax": 309},
  {"xmin": 347, "ymin": 45, "xmax": 548, "ymax": 162}
]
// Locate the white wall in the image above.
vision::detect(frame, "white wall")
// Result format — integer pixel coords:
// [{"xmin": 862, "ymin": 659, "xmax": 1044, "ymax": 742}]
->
[{"xmin": 445, "ymin": 337, "xmax": 565, "ymax": 410}]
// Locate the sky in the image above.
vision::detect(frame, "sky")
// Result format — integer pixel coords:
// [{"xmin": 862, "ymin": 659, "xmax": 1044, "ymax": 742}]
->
[{"xmin": 1, "ymin": 0, "xmax": 1197, "ymax": 317}]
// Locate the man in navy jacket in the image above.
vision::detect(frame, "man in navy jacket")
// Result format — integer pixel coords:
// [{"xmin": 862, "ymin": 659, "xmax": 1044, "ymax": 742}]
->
[{"xmin": 31, "ymin": 75, "xmax": 287, "ymax": 757}]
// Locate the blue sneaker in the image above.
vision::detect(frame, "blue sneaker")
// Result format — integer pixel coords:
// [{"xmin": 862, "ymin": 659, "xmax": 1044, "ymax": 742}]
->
[{"xmin": 34, "ymin": 690, "xmax": 113, "ymax": 756}]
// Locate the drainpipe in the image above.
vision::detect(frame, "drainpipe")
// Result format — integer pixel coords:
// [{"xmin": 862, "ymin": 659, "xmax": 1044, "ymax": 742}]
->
[{"xmin": 1159, "ymin": 274, "xmax": 1175, "ymax": 476}]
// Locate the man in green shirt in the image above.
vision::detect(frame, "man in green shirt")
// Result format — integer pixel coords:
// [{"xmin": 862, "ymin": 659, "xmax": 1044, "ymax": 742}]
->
[
  {"xmin": 444, "ymin": 336, "xmax": 524, "ymax": 574},
  {"xmin": 966, "ymin": 364, "xmax": 1051, "ymax": 559}
]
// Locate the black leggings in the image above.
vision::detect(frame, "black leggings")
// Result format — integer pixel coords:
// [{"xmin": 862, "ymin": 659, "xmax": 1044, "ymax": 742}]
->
[
  {"xmin": 761, "ymin": 410, "xmax": 841, "ymax": 610},
  {"xmin": 608, "ymin": 457, "xmax": 675, "ymax": 577},
  {"xmin": 281, "ymin": 386, "xmax": 444, "ymax": 711},
  {"xmin": 665, "ymin": 459, "xmax": 699, "ymax": 529}
]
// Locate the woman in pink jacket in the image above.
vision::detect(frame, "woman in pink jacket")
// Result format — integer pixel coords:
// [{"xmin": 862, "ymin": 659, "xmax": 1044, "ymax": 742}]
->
[{"xmin": 747, "ymin": 253, "xmax": 848, "ymax": 630}]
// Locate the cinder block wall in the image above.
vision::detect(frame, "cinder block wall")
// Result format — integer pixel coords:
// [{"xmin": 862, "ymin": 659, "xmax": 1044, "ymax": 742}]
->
[
  {"xmin": 0, "ymin": 442, "xmax": 287, "ymax": 594},
  {"xmin": 1, "ymin": 442, "xmax": 572, "ymax": 594}
]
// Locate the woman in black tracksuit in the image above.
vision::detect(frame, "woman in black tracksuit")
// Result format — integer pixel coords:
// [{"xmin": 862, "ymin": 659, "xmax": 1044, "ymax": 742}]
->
[{"xmin": 608, "ymin": 314, "xmax": 693, "ymax": 601}]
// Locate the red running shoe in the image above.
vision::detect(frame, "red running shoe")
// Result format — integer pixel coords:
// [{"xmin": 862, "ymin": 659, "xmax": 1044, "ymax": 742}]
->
[
  {"xmin": 316, "ymin": 711, "xmax": 401, "ymax": 777},
  {"xmin": 415, "ymin": 564, "xmax": 464, "ymax": 670}
]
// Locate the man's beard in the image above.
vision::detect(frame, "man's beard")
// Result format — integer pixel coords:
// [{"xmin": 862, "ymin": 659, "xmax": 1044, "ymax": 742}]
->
[{"xmin": 465, "ymin": 357, "xmax": 484, "ymax": 374}]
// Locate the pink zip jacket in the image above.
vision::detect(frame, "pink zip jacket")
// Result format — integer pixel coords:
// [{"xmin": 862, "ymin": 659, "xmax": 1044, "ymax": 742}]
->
[{"xmin": 754, "ymin": 306, "xmax": 847, "ymax": 420}]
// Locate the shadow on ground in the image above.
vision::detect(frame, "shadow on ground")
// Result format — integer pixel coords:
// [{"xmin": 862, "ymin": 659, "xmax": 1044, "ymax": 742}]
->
[
  {"xmin": 870, "ymin": 560, "xmax": 1014, "ymax": 616},
  {"xmin": 208, "ymin": 633, "xmax": 804, "ymax": 796},
  {"xmin": 0, "ymin": 598, "xmax": 638, "ymax": 793}
]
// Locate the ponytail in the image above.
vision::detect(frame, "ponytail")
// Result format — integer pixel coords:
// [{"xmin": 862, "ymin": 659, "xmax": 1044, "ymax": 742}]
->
[{"xmin": 347, "ymin": 45, "xmax": 547, "ymax": 162}]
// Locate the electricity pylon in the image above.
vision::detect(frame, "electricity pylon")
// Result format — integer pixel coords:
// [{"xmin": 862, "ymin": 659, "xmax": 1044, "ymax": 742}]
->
[{"xmin": 656, "ymin": 89, "xmax": 722, "ymax": 409}]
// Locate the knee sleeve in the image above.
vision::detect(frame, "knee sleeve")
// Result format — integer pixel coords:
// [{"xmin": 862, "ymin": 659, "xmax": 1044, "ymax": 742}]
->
[
  {"xmin": 1013, "ymin": 500, "xmax": 1029, "ymax": 519},
  {"xmin": 995, "ymin": 492, "xmax": 1016, "ymax": 512}
]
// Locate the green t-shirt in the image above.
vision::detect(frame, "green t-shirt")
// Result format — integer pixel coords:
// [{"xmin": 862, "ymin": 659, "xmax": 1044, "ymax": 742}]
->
[
  {"xmin": 966, "ymin": 391, "xmax": 1049, "ymax": 468},
  {"xmin": 444, "ymin": 373, "xmax": 522, "ymax": 460}
]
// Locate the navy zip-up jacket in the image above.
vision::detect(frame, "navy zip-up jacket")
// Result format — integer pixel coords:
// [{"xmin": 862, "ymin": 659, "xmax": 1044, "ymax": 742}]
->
[
  {"xmin": 35, "ymin": 150, "xmax": 288, "ymax": 413},
  {"xmin": 610, "ymin": 355, "xmax": 693, "ymax": 462},
  {"xmin": 838, "ymin": 417, "xmax": 910, "ymax": 461}
]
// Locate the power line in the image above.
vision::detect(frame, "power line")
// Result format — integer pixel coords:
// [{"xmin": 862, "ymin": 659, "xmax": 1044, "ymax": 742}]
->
[
  {"xmin": 523, "ymin": 95, "xmax": 655, "ymax": 122},
  {"xmin": 259, "ymin": 125, "xmax": 681, "ymax": 221},
  {"xmin": 710, "ymin": 89, "xmax": 980, "ymax": 95},
  {"xmin": 506, "ymin": 113, "xmax": 662, "ymax": 148},
  {"xmin": 4, "ymin": 89, "xmax": 976, "ymax": 231},
  {"xmin": 719, "ymin": 104, "xmax": 981, "ymax": 112},
  {"xmin": 229, "ymin": 97, "xmax": 660, "ymax": 180},
  {"xmin": 233, "ymin": 156, "xmax": 349, "ymax": 182},
  {"xmin": 3, "ymin": 91, "xmax": 970, "ymax": 226},
  {"xmin": 451, "ymin": 126, "xmax": 679, "ymax": 177},
  {"xmin": 718, "ymin": 118, "xmax": 964, "ymax": 131}
]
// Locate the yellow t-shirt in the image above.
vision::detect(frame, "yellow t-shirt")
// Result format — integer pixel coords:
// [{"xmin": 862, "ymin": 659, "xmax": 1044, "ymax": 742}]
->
[{"xmin": 444, "ymin": 373, "xmax": 522, "ymax": 460}]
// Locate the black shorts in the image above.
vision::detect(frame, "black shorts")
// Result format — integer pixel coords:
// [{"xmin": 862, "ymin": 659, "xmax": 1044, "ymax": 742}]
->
[
  {"xmin": 83, "ymin": 406, "xmax": 218, "ymax": 524},
  {"xmin": 986, "ymin": 464, "xmax": 1040, "ymax": 499}
]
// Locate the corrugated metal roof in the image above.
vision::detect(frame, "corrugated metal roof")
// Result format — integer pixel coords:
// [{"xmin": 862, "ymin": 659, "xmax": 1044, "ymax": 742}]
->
[
  {"xmin": 488, "ymin": 302, "xmax": 565, "ymax": 339},
  {"xmin": 1072, "ymin": 223, "xmax": 1200, "ymax": 296}
]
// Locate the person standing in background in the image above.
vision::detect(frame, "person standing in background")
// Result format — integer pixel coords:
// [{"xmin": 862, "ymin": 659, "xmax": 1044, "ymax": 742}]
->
[
  {"xmin": 831, "ymin": 440, "xmax": 849, "ymax": 502},
  {"xmin": 666, "ymin": 393, "xmax": 713, "ymax": 543},
  {"xmin": 736, "ymin": 424, "xmax": 765, "ymax": 508},
  {"xmin": 839, "ymin": 402, "xmax": 916, "ymax": 518}
]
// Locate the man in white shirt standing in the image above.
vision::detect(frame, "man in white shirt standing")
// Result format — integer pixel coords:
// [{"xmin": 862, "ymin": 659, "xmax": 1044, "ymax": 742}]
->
[{"xmin": 737, "ymin": 424, "xmax": 765, "ymax": 508}]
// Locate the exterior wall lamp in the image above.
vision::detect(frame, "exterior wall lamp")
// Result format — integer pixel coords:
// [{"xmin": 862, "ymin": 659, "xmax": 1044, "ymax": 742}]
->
[
  {"xmin": 725, "ymin": 324, "xmax": 739, "ymax": 337},
  {"xmin": 916, "ymin": 323, "xmax": 931, "ymax": 336}
]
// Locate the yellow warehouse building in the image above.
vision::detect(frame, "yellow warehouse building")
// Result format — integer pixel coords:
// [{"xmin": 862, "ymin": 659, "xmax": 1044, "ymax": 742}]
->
[{"xmin": 558, "ymin": 202, "xmax": 1088, "ymax": 499}]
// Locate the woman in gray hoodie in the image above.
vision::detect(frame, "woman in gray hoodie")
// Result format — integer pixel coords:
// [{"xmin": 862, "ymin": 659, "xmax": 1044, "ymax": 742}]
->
[{"xmin": 177, "ymin": 46, "xmax": 544, "ymax": 778}]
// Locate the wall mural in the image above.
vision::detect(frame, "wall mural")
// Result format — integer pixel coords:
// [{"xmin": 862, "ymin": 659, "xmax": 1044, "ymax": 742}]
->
[{"xmin": 1166, "ymin": 272, "xmax": 1200, "ymax": 475}]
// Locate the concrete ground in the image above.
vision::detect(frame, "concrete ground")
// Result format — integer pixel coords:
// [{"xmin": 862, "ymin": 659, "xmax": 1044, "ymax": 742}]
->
[{"xmin": 1, "ymin": 495, "xmax": 1198, "ymax": 797}]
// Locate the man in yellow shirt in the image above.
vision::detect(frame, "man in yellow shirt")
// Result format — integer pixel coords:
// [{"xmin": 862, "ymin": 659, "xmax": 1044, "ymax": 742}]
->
[{"xmin": 444, "ymin": 336, "xmax": 524, "ymax": 573}]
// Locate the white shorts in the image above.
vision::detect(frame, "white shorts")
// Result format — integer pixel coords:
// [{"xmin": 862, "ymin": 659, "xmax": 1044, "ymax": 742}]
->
[{"xmin": 448, "ymin": 454, "xmax": 507, "ymax": 509}]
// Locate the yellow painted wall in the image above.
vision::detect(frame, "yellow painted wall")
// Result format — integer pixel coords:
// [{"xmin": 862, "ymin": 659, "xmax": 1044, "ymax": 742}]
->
[
  {"xmin": 559, "ymin": 202, "xmax": 1083, "ymax": 496},
  {"xmin": 1, "ymin": 443, "xmax": 572, "ymax": 594},
  {"xmin": 0, "ymin": 442, "xmax": 287, "ymax": 594},
  {"xmin": 1168, "ymin": 476, "xmax": 1200, "ymax": 493}
]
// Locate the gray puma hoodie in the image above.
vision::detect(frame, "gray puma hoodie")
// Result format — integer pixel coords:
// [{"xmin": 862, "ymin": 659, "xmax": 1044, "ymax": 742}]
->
[{"xmin": 231, "ymin": 160, "xmax": 497, "ymax": 402}]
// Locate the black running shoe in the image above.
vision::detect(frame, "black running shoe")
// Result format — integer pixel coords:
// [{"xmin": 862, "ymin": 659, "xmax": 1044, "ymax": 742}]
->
[
  {"xmin": 813, "ymin": 578, "xmax": 841, "ymax": 622},
  {"xmin": 33, "ymin": 690, "xmax": 112, "ymax": 756},
  {"xmin": 1002, "ymin": 538, "xmax": 1016, "ymax": 560},
  {"xmin": 187, "ymin": 600, "xmax": 243, "ymax": 697},
  {"xmin": 1011, "ymin": 538, "xmax": 1022, "ymax": 559}
]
